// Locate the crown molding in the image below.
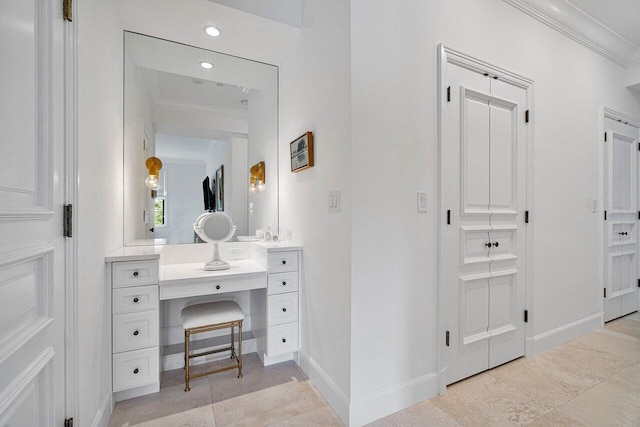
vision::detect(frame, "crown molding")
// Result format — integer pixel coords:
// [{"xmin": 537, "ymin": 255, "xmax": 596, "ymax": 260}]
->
[{"xmin": 503, "ymin": 0, "xmax": 639, "ymax": 67}]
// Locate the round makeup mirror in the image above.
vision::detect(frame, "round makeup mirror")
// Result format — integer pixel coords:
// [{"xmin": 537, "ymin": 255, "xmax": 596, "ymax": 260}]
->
[{"xmin": 193, "ymin": 212, "xmax": 237, "ymax": 270}]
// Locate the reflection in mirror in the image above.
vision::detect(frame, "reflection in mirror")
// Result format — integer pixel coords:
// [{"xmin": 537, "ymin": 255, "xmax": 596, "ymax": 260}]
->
[{"xmin": 123, "ymin": 32, "xmax": 278, "ymax": 245}]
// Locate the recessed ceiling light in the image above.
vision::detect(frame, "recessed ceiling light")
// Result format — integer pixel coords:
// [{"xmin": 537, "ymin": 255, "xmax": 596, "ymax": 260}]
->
[
  {"xmin": 200, "ymin": 61, "xmax": 214, "ymax": 69},
  {"xmin": 204, "ymin": 26, "xmax": 221, "ymax": 37}
]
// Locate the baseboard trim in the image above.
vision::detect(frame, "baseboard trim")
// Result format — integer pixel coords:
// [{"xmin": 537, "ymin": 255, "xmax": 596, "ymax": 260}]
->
[
  {"xmin": 530, "ymin": 312, "xmax": 602, "ymax": 356},
  {"xmin": 91, "ymin": 391, "xmax": 112, "ymax": 427},
  {"xmin": 298, "ymin": 352, "xmax": 350, "ymax": 426},
  {"xmin": 349, "ymin": 371, "xmax": 439, "ymax": 426}
]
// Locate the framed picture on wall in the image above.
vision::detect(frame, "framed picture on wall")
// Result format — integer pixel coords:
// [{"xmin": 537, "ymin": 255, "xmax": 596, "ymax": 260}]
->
[
  {"xmin": 290, "ymin": 131, "xmax": 314, "ymax": 172},
  {"xmin": 215, "ymin": 165, "xmax": 224, "ymax": 211}
]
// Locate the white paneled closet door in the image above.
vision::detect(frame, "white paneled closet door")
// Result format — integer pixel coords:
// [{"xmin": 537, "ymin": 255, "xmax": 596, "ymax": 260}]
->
[
  {"xmin": 0, "ymin": 0, "xmax": 66, "ymax": 425},
  {"xmin": 604, "ymin": 122, "xmax": 639, "ymax": 322},
  {"xmin": 443, "ymin": 64, "xmax": 527, "ymax": 385}
]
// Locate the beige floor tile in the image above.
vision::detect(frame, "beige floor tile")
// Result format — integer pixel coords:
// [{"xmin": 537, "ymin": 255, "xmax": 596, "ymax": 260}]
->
[
  {"xmin": 132, "ymin": 405, "xmax": 216, "ymax": 427},
  {"xmin": 108, "ymin": 377, "xmax": 212, "ymax": 427},
  {"xmin": 571, "ymin": 331, "xmax": 640, "ymax": 361},
  {"xmin": 607, "ymin": 361, "xmax": 640, "ymax": 394},
  {"xmin": 534, "ymin": 340, "xmax": 636, "ymax": 389},
  {"xmin": 431, "ymin": 372, "xmax": 550, "ymax": 426},
  {"xmin": 486, "ymin": 357, "xmax": 582, "ymax": 411},
  {"xmin": 367, "ymin": 400, "xmax": 461, "ymax": 427},
  {"xmin": 268, "ymin": 406, "xmax": 343, "ymax": 426},
  {"xmin": 605, "ymin": 317, "xmax": 640, "ymax": 340},
  {"xmin": 556, "ymin": 379, "xmax": 640, "ymax": 425},
  {"xmin": 209, "ymin": 357, "xmax": 308, "ymax": 403},
  {"xmin": 526, "ymin": 410, "xmax": 585, "ymax": 427},
  {"xmin": 213, "ymin": 380, "xmax": 327, "ymax": 426}
]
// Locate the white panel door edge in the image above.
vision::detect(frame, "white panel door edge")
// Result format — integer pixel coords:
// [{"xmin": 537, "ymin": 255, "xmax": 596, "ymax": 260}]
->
[{"xmin": 0, "ymin": 0, "xmax": 67, "ymax": 424}]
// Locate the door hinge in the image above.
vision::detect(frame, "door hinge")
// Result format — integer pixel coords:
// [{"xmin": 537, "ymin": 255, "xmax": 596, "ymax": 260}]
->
[
  {"xmin": 638, "ymin": 279, "xmax": 640, "ymax": 288},
  {"xmin": 638, "ymin": 142, "xmax": 640, "ymax": 151},
  {"xmin": 447, "ymin": 86, "xmax": 451, "ymax": 102},
  {"xmin": 65, "ymin": 418, "xmax": 74, "ymax": 427},
  {"xmin": 63, "ymin": 204, "xmax": 73, "ymax": 238},
  {"xmin": 604, "ymin": 288, "xmax": 607, "ymax": 298},
  {"xmin": 447, "ymin": 209, "xmax": 451, "ymax": 225},
  {"xmin": 524, "ymin": 310, "xmax": 529, "ymax": 323},
  {"xmin": 525, "ymin": 110, "xmax": 530, "ymax": 123},
  {"xmin": 525, "ymin": 210, "xmax": 529, "ymax": 224},
  {"xmin": 63, "ymin": 0, "xmax": 72, "ymax": 21},
  {"xmin": 445, "ymin": 331, "xmax": 450, "ymax": 347},
  {"xmin": 604, "ymin": 133, "xmax": 607, "ymax": 142},
  {"xmin": 604, "ymin": 210, "xmax": 607, "ymax": 221}
]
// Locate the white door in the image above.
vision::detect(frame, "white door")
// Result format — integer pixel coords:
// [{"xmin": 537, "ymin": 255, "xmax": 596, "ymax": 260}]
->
[
  {"xmin": 0, "ymin": 0, "xmax": 66, "ymax": 425},
  {"xmin": 442, "ymin": 63, "xmax": 527, "ymax": 385},
  {"xmin": 604, "ymin": 126, "xmax": 639, "ymax": 322}
]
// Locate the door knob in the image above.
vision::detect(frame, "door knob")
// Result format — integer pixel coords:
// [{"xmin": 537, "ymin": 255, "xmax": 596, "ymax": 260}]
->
[
  {"xmin": 493, "ymin": 242, "xmax": 499, "ymax": 247},
  {"xmin": 485, "ymin": 243, "xmax": 492, "ymax": 248}
]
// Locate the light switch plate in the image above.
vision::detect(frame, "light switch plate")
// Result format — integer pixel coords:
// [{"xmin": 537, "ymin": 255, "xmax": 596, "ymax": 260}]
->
[
  {"xmin": 417, "ymin": 192, "xmax": 428, "ymax": 212},
  {"xmin": 329, "ymin": 191, "xmax": 340, "ymax": 213}
]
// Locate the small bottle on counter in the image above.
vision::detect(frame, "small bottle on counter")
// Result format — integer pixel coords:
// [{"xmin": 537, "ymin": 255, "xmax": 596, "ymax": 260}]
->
[{"xmin": 264, "ymin": 227, "xmax": 272, "ymax": 241}]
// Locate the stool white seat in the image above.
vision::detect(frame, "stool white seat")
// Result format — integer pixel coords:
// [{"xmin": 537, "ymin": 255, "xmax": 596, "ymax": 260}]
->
[
  {"xmin": 181, "ymin": 301, "xmax": 244, "ymax": 391},
  {"xmin": 182, "ymin": 301, "xmax": 245, "ymax": 329}
]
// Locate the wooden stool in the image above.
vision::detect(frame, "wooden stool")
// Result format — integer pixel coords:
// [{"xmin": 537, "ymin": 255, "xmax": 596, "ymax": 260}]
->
[{"xmin": 181, "ymin": 301, "xmax": 244, "ymax": 392}]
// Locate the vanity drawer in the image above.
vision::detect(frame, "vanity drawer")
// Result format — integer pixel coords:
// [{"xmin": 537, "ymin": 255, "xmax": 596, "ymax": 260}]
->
[
  {"xmin": 113, "ymin": 347, "xmax": 159, "ymax": 392},
  {"xmin": 113, "ymin": 311, "xmax": 159, "ymax": 353},
  {"xmin": 267, "ymin": 251, "xmax": 298, "ymax": 273},
  {"xmin": 113, "ymin": 285, "xmax": 158, "ymax": 314},
  {"xmin": 267, "ymin": 322, "xmax": 299, "ymax": 356},
  {"xmin": 113, "ymin": 260, "xmax": 159, "ymax": 288},
  {"xmin": 160, "ymin": 275, "xmax": 266, "ymax": 300},
  {"xmin": 268, "ymin": 272, "xmax": 299, "ymax": 295},
  {"xmin": 268, "ymin": 293, "xmax": 299, "ymax": 326}
]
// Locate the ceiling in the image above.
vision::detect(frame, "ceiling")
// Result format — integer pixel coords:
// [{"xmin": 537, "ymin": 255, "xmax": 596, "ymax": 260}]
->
[{"xmin": 569, "ymin": 0, "xmax": 640, "ymax": 47}]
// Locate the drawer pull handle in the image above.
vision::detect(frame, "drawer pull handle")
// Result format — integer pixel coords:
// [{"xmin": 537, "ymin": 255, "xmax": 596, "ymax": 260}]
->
[
  {"xmin": 133, "ymin": 368, "xmax": 139, "ymax": 374},
  {"xmin": 133, "ymin": 330, "xmax": 139, "ymax": 336},
  {"xmin": 133, "ymin": 271, "xmax": 139, "ymax": 277},
  {"xmin": 133, "ymin": 297, "xmax": 139, "ymax": 303},
  {"xmin": 216, "ymin": 285, "xmax": 221, "ymax": 290},
  {"xmin": 282, "ymin": 307, "xmax": 287, "ymax": 312},
  {"xmin": 282, "ymin": 281, "xmax": 287, "ymax": 286},
  {"xmin": 282, "ymin": 260, "xmax": 287, "ymax": 265},
  {"xmin": 282, "ymin": 338, "xmax": 287, "ymax": 343}
]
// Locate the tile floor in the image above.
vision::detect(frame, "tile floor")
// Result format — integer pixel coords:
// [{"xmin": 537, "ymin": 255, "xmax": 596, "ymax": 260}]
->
[{"xmin": 109, "ymin": 312, "xmax": 640, "ymax": 426}]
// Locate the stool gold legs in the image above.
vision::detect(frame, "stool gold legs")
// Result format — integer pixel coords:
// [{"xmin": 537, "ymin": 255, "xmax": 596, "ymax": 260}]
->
[
  {"xmin": 185, "ymin": 330, "xmax": 191, "ymax": 392},
  {"xmin": 183, "ymin": 320, "xmax": 243, "ymax": 392},
  {"xmin": 238, "ymin": 321, "xmax": 243, "ymax": 378}
]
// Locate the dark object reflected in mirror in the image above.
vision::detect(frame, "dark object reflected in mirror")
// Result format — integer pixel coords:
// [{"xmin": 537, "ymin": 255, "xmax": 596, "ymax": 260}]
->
[{"xmin": 216, "ymin": 165, "xmax": 224, "ymax": 211}]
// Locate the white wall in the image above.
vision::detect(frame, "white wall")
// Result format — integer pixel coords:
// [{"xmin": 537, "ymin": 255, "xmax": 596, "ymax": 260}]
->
[
  {"xmin": 278, "ymin": 0, "xmax": 352, "ymax": 422},
  {"xmin": 77, "ymin": 0, "xmax": 123, "ymax": 425},
  {"xmin": 123, "ymin": 63, "xmax": 155, "ymax": 244},
  {"xmin": 248, "ymin": 85, "xmax": 279, "ymax": 234},
  {"xmin": 155, "ymin": 161, "xmax": 206, "ymax": 244},
  {"xmin": 349, "ymin": 0, "xmax": 640, "ymax": 424}
]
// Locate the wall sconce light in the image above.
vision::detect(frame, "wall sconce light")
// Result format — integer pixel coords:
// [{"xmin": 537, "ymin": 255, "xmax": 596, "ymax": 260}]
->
[
  {"xmin": 249, "ymin": 161, "xmax": 265, "ymax": 193},
  {"xmin": 145, "ymin": 157, "xmax": 163, "ymax": 190}
]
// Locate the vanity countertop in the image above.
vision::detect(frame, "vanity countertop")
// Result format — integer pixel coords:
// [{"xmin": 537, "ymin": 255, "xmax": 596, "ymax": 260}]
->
[
  {"xmin": 159, "ymin": 259, "xmax": 267, "ymax": 285},
  {"xmin": 105, "ymin": 245, "xmax": 164, "ymax": 262},
  {"xmin": 252, "ymin": 241, "xmax": 303, "ymax": 252}
]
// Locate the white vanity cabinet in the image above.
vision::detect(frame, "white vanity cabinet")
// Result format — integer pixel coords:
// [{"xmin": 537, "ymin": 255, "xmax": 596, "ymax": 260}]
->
[
  {"xmin": 252, "ymin": 245, "xmax": 302, "ymax": 365},
  {"xmin": 107, "ymin": 254, "xmax": 162, "ymax": 401}
]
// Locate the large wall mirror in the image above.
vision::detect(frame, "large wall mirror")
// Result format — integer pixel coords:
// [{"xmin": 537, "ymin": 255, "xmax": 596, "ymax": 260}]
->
[{"xmin": 123, "ymin": 32, "xmax": 278, "ymax": 245}]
